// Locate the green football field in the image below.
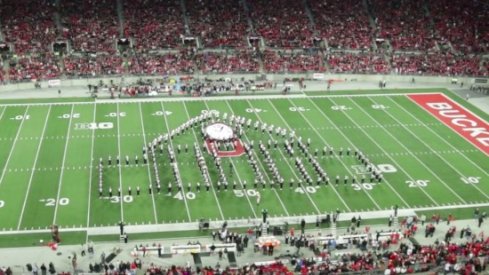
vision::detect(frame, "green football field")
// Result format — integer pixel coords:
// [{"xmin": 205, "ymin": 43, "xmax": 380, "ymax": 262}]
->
[{"xmin": 0, "ymin": 90, "xmax": 487, "ymax": 237}]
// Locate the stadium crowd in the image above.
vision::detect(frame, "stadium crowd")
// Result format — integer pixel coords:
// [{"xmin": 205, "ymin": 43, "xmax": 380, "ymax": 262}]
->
[
  {"xmin": 0, "ymin": 0, "xmax": 487, "ymax": 82},
  {"xmin": 123, "ymin": 0, "xmax": 184, "ymax": 52},
  {"xmin": 369, "ymin": 0, "xmax": 436, "ymax": 51},
  {"xmin": 59, "ymin": 0, "xmax": 119, "ymax": 54},
  {"xmin": 309, "ymin": 0, "xmax": 372, "ymax": 50},
  {"xmin": 185, "ymin": 0, "xmax": 250, "ymax": 48}
]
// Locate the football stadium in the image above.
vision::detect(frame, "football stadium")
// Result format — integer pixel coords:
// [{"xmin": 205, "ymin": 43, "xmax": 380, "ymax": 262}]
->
[{"xmin": 0, "ymin": 0, "xmax": 488, "ymax": 274}]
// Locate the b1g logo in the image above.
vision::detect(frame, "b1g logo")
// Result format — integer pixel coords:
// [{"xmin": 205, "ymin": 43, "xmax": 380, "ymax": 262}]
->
[
  {"xmin": 74, "ymin": 122, "xmax": 113, "ymax": 130},
  {"xmin": 351, "ymin": 164, "xmax": 397, "ymax": 174}
]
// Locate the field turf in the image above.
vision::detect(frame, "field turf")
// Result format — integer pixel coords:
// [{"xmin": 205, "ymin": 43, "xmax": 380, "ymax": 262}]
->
[{"xmin": 0, "ymin": 89, "xmax": 487, "ymax": 240}]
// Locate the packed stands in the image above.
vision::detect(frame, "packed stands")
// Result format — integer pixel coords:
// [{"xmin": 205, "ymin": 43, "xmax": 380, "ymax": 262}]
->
[
  {"xmin": 391, "ymin": 54, "xmax": 427, "ymax": 75},
  {"xmin": 59, "ymin": 0, "xmax": 119, "ymax": 54},
  {"xmin": 123, "ymin": 0, "xmax": 184, "ymax": 51},
  {"xmin": 196, "ymin": 50, "xmax": 259, "ymax": 73},
  {"xmin": 369, "ymin": 0, "xmax": 436, "ymax": 51},
  {"xmin": 128, "ymin": 51, "xmax": 197, "ymax": 75},
  {"xmin": 429, "ymin": 0, "xmax": 489, "ymax": 54},
  {"xmin": 64, "ymin": 55, "xmax": 124, "ymax": 77},
  {"xmin": 424, "ymin": 53, "xmax": 484, "ymax": 76},
  {"xmin": 0, "ymin": 0, "xmax": 57, "ymax": 55},
  {"xmin": 146, "ymin": 261, "xmax": 292, "ymax": 275},
  {"xmin": 308, "ymin": 0, "xmax": 372, "ymax": 50},
  {"xmin": 0, "ymin": 0, "xmax": 487, "ymax": 83},
  {"xmin": 0, "ymin": 66, "xmax": 4, "ymax": 84},
  {"xmin": 392, "ymin": 53, "xmax": 487, "ymax": 76},
  {"xmin": 185, "ymin": 0, "xmax": 250, "ymax": 48},
  {"xmin": 263, "ymin": 50, "xmax": 326, "ymax": 73},
  {"xmin": 8, "ymin": 54, "xmax": 61, "ymax": 81},
  {"xmin": 327, "ymin": 52, "xmax": 390, "ymax": 74},
  {"xmin": 248, "ymin": 0, "xmax": 314, "ymax": 48}
]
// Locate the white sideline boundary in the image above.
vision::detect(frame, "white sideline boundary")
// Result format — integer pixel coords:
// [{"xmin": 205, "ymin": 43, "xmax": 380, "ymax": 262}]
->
[
  {"xmin": 0, "ymin": 92, "xmax": 434, "ymax": 107},
  {"xmin": 1, "ymin": 202, "xmax": 488, "ymax": 236}
]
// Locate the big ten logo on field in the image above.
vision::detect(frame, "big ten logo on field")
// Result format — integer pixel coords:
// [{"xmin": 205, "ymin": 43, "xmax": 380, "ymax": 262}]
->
[
  {"xmin": 74, "ymin": 122, "xmax": 113, "ymax": 130},
  {"xmin": 351, "ymin": 164, "xmax": 397, "ymax": 174}
]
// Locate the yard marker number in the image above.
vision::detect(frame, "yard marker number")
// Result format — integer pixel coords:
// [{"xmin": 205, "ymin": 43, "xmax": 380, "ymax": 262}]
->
[
  {"xmin": 461, "ymin": 176, "xmax": 480, "ymax": 184},
  {"xmin": 0, "ymin": 200, "xmax": 4, "ymax": 208},
  {"xmin": 41, "ymin": 198, "xmax": 70, "ymax": 206},
  {"xmin": 289, "ymin": 107, "xmax": 309, "ymax": 112},
  {"xmin": 201, "ymin": 110, "xmax": 219, "ymax": 116},
  {"xmin": 106, "ymin": 112, "xmax": 126, "ymax": 118},
  {"xmin": 234, "ymin": 189, "xmax": 258, "ymax": 197},
  {"xmin": 152, "ymin": 111, "xmax": 172, "ymax": 116},
  {"xmin": 331, "ymin": 105, "xmax": 350, "ymax": 111},
  {"xmin": 11, "ymin": 115, "xmax": 30, "ymax": 120},
  {"xmin": 406, "ymin": 180, "xmax": 429, "ymax": 188},
  {"xmin": 371, "ymin": 104, "xmax": 389, "ymax": 110},
  {"xmin": 59, "ymin": 113, "xmax": 80, "ymax": 119},
  {"xmin": 110, "ymin": 195, "xmax": 133, "ymax": 203},
  {"xmin": 295, "ymin": 186, "xmax": 317, "ymax": 194},
  {"xmin": 174, "ymin": 192, "xmax": 196, "ymax": 200},
  {"xmin": 352, "ymin": 183, "xmax": 374, "ymax": 191},
  {"xmin": 246, "ymin": 108, "xmax": 265, "ymax": 113}
]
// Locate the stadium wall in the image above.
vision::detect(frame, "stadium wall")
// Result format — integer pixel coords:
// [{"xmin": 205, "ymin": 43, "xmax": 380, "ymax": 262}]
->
[{"xmin": 0, "ymin": 73, "xmax": 486, "ymax": 93}]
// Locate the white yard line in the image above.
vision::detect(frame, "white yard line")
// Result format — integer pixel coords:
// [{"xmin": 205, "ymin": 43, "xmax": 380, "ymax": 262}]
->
[
  {"xmin": 228, "ymin": 158, "xmax": 258, "ymax": 219},
  {"xmin": 53, "ymin": 105, "xmax": 76, "ymax": 224},
  {"xmin": 203, "ymin": 101, "xmax": 258, "ymax": 218},
  {"xmin": 0, "ymin": 106, "xmax": 31, "ymax": 188},
  {"xmin": 17, "ymin": 106, "xmax": 51, "ymax": 230},
  {"xmin": 222, "ymin": 100, "xmax": 290, "ymax": 216},
  {"xmin": 285, "ymin": 98, "xmax": 376, "ymax": 211},
  {"xmin": 396, "ymin": 96, "xmax": 489, "ymax": 178},
  {"xmin": 304, "ymin": 98, "xmax": 412, "ymax": 208},
  {"xmin": 181, "ymin": 101, "xmax": 225, "ymax": 220},
  {"xmin": 138, "ymin": 102, "xmax": 159, "ymax": 223},
  {"xmin": 324, "ymin": 98, "xmax": 441, "ymax": 206},
  {"xmin": 346, "ymin": 97, "xmax": 467, "ymax": 204},
  {"xmin": 116, "ymin": 102, "xmax": 125, "ymax": 222},
  {"xmin": 85, "ymin": 103, "xmax": 97, "ymax": 242},
  {"xmin": 0, "ymin": 107, "xmax": 7, "ymax": 122},
  {"xmin": 160, "ymin": 101, "xmax": 193, "ymax": 222},
  {"xmin": 0, "ymin": 92, "xmax": 428, "ymax": 108},
  {"xmin": 371, "ymin": 96, "xmax": 489, "ymax": 199},
  {"xmin": 246, "ymin": 99, "xmax": 321, "ymax": 214}
]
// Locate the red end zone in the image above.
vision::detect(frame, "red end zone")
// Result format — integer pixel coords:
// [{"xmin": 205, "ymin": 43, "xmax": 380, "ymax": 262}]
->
[{"xmin": 408, "ymin": 93, "xmax": 489, "ymax": 156}]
